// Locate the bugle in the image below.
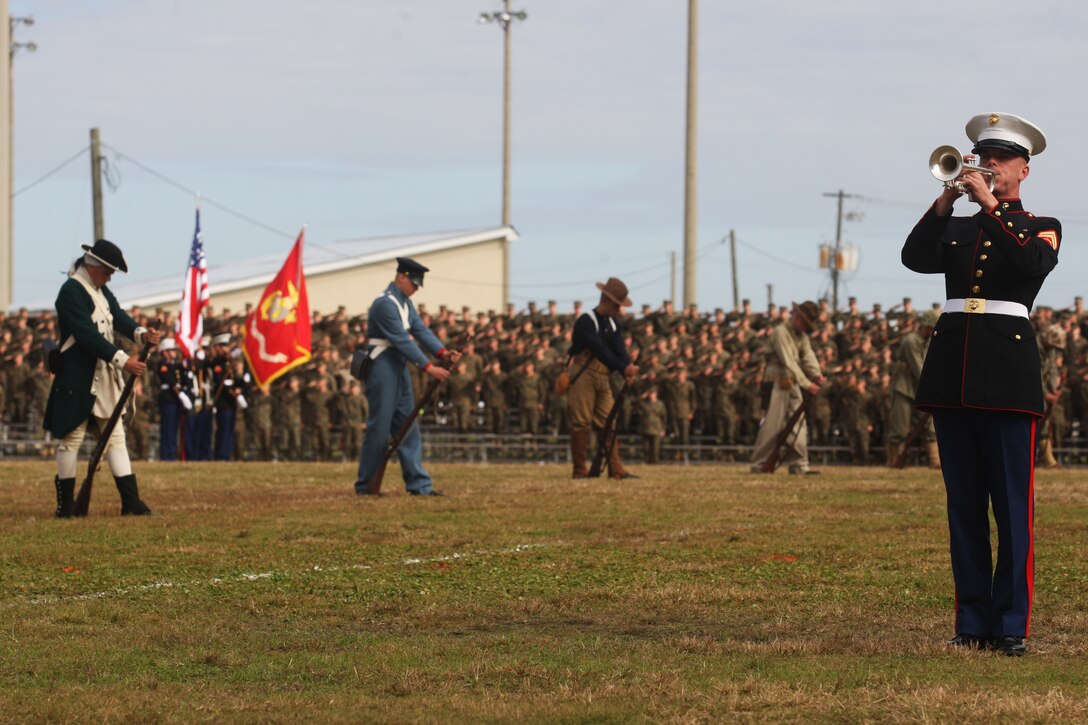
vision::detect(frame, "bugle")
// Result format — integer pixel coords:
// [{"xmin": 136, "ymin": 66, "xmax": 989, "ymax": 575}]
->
[{"xmin": 929, "ymin": 145, "xmax": 995, "ymax": 193}]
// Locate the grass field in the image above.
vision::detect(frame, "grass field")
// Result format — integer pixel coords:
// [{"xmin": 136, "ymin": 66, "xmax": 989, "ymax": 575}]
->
[{"xmin": 3, "ymin": 460, "xmax": 1088, "ymax": 723}]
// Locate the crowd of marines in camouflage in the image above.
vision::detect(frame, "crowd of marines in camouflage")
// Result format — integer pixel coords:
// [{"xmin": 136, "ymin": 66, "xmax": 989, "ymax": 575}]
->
[{"xmin": 0, "ymin": 293, "xmax": 1083, "ymax": 466}]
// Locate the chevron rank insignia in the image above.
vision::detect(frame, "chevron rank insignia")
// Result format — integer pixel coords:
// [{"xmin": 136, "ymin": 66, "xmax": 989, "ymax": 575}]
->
[{"xmin": 1038, "ymin": 230, "xmax": 1059, "ymax": 251}]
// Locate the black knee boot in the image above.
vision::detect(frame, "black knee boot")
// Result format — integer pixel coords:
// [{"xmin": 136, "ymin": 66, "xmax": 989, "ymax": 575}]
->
[
  {"xmin": 114, "ymin": 474, "xmax": 152, "ymax": 516},
  {"xmin": 54, "ymin": 476, "xmax": 75, "ymax": 518}
]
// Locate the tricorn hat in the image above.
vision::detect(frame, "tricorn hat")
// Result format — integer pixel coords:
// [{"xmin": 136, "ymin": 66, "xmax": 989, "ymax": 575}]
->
[
  {"xmin": 81, "ymin": 239, "xmax": 128, "ymax": 273},
  {"xmin": 792, "ymin": 300, "xmax": 819, "ymax": 329},
  {"xmin": 596, "ymin": 277, "xmax": 632, "ymax": 307},
  {"xmin": 396, "ymin": 257, "xmax": 429, "ymax": 287}
]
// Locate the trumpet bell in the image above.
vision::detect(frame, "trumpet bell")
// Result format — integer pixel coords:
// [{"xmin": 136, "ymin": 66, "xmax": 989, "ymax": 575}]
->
[
  {"xmin": 929, "ymin": 145, "xmax": 964, "ymax": 182},
  {"xmin": 929, "ymin": 144, "xmax": 996, "ymax": 192}
]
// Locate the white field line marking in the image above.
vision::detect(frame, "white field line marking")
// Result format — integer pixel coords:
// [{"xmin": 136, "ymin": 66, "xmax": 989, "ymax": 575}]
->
[{"xmin": 7, "ymin": 543, "xmax": 553, "ymax": 609}]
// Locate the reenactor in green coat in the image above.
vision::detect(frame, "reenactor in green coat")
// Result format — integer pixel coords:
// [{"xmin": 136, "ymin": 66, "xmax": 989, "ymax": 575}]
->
[{"xmin": 43, "ymin": 240, "xmax": 162, "ymax": 517}]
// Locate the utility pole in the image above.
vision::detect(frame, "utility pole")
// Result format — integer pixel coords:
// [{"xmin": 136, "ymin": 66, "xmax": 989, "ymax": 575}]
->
[
  {"xmin": 1, "ymin": 0, "xmax": 12, "ymax": 309},
  {"xmin": 3, "ymin": 6, "xmax": 34, "ymax": 309},
  {"xmin": 90, "ymin": 128, "xmax": 104, "ymax": 240},
  {"xmin": 822, "ymin": 189, "xmax": 859, "ymax": 313},
  {"xmin": 682, "ymin": 0, "xmax": 698, "ymax": 308},
  {"xmin": 478, "ymin": 1, "xmax": 527, "ymax": 308},
  {"xmin": 670, "ymin": 251, "xmax": 677, "ymax": 307},
  {"xmin": 729, "ymin": 228, "xmax": 738, "ymax": 310},
  {"xmin": 766, "ymin": 283, "xmax": 773, "ymax": 312}
]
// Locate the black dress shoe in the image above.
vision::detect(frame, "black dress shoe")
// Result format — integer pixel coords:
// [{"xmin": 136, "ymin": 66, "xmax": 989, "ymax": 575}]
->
[
  {"xmin": 991, "ymin": 635, "xmax": 1026, "ymax": 657},
  {"xmin": 947, "ymin": 633, "xmax": 987, "ymax": 649},
  {"xmin": 410, "ymin": 490, "xmax": 446, "ymax": 497}
]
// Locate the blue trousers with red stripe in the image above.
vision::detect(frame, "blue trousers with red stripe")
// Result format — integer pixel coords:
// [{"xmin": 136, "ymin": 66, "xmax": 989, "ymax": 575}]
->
[{"xmin": 931, "ymin": 408, "xmax": 1036, "ymax": 638}]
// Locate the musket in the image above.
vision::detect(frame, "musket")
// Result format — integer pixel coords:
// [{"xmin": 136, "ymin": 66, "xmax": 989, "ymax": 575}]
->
[
  {"xmin": 73, "ymin": 343, "xmax": 154, "ymax": 516},
  {"xmin": 891, "ymin": 411, "xmax": 932, "ymax": 469},
  {"xmin": 760, "ymin": 390, "xmax": 812, "ymax": 473}
]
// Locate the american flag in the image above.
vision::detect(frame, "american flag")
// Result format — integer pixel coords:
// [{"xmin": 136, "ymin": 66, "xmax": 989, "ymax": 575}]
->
[{"xmin": 175, "ymin": 205, "xmax": 209, "ymax": 359}]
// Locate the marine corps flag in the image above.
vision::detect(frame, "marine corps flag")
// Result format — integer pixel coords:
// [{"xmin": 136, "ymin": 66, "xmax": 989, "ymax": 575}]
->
[{"xmin": 242, "ymin": 228, "xmax": 312, "ymax": 388}]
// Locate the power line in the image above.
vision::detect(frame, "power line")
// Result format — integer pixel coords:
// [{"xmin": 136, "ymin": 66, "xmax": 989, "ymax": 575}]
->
[
  {"xmin": 101, "ymin": 144, "xmax": 297, "ymax": 241},
  {"xmin": 11, "ymin": 147, "xmax": 88, "ymax": 198}
]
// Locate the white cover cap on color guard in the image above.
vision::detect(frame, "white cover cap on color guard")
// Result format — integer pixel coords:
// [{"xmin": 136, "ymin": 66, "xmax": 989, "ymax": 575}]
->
[
  {"xmin": 212, "ymin": 333, "xmax": 232, "ymax": 346},
  {"xmin": 158, "ymin": 337, "xmax": 177, "ymax": 351},
  {"xmin": 966, "ymin": 112, "xmax": 1047, "ymax": 158}
]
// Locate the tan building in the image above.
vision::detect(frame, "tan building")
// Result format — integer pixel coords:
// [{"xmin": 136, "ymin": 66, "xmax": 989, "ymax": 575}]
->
[{"xmin": 110, "ymin": 226, "xmax": 516, "ymax": 317}]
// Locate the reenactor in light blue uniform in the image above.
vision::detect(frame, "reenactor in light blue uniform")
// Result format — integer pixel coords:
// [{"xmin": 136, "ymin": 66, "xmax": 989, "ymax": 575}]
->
[{"xmin": 353, "ymin": 258, "xmax": 461, "ymax": 497}]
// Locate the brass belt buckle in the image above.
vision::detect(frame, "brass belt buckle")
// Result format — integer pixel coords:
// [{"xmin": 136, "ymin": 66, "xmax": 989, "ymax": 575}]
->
[{"xmin": 964, "ymin": 297, "xmax": 986, "ymax": 314}]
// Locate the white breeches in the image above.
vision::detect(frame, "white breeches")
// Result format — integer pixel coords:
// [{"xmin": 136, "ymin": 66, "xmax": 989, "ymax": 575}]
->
[{"xmin": 56, "ymin": 417, "xmax": 132, "ymax": 479}]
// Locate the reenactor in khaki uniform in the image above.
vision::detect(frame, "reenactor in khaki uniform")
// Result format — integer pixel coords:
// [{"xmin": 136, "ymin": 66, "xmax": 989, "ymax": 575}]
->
[
  {"xmin": 566, "ymin": 278, "xmax": 638, "ymax": 479},
  {"xmin": 749, "ymin": 301, "xmax": 825, "ymax": 474}
]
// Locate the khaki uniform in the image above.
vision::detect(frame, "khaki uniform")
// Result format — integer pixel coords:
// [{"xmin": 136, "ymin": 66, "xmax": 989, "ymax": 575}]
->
[{"xmin": 749, "ymin": 322, "xmax": 822, "ymax": 472}]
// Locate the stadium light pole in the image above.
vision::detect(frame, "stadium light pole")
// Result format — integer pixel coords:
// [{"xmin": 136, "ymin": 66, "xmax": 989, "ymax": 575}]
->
[
  {"xmin": 4, "ymin": 10, "xmax": 36, "ymax": 309},
  {"xmin": 478, "ymin": 0, "xmax": 526, "ymax": 308}
]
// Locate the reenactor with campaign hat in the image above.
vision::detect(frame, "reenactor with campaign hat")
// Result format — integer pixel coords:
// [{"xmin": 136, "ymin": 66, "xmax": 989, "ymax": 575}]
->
[
  {"xmin": 903, "ymin": 112, "xmax": 1059, "ymax": 656},
  {"xmin": 566, "ymin": 277, "xmax": 638, "ymax": 479}
]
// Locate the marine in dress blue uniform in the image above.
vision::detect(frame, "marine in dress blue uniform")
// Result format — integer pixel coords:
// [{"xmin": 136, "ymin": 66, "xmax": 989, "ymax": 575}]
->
[
  {"xmin": 354, "ymin": 258, "xmax": 460, "ymax": 496},
  {"xmin": 154, "ymin": 337, "xmax": 191, "ymax": 462},
  {"xmin": 902, "ymin": 112, "xmax": 1059, "ymax": 656}
]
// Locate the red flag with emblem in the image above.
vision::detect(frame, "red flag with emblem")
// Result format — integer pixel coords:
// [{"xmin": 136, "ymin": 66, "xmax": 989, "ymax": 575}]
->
[{"xmin": 242, "ymin": 228, "xmax": 312, "ymax": 387}]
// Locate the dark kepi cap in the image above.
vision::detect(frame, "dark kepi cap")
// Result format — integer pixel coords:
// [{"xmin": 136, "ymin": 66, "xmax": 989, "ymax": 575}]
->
[
  {"xmin": 396, "ymin": 257, "xmax": 429, "ymax": 287},
  {"xmin": 81, "ymin": 239, "xmax": 128, "ymax": 273},
  {"xmin": 967, "ymin": 112, "xmax": 1046, "ymax": 160}
]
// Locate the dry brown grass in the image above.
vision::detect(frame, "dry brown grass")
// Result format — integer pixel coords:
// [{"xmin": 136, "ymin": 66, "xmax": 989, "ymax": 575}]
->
[{"xmin": 2, "ymin": 460, "xmax": 1087, "ymax": 723}]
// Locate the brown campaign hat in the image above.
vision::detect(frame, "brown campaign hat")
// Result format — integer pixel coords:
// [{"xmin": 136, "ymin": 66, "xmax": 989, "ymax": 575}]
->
[
  {"xmin": 596, "ymin": 277, "xmax": 632, "ymax": 307},
  {"xmin": 792, "ymin": 300, "xmax": 819, "ymax": 329}
]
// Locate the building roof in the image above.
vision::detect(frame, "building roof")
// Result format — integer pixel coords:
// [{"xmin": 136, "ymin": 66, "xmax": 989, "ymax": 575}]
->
[{"xmin": 106, "ymin": 226, "xmax": 517, "ymax": 309}]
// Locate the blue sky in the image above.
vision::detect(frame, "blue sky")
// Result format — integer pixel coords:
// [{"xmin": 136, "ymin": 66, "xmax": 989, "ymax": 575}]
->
[{"xmin": 10, "ymin": 0, "xmax": 1088, "ymax": 312}]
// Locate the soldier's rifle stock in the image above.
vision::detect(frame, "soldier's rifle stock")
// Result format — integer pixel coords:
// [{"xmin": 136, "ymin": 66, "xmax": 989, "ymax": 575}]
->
[
  {"xmin": 73, "ymin": 342, "xmax": 154, "ymax": 517},
  {"xmin": 760, "ymin": 390, "xmax": 812, "ymax": 473}
]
